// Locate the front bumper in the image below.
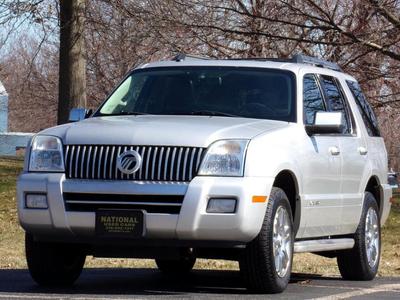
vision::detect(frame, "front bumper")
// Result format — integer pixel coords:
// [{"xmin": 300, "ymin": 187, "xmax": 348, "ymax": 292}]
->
[{"xmin": 17, "ymin": 173, "xmax": 274, "ymax": 244}]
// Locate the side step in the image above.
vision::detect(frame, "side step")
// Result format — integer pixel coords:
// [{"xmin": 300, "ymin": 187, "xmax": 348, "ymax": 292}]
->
[{"xmin": 294, "ymin": 238, "xmax": 355, "ymax": 253}]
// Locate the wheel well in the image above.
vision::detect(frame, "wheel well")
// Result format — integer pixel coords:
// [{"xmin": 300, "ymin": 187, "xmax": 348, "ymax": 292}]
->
[
  {"xmin": 273, "ymin": 170, "xmax": 300, "ymax": 234},
  {"xmin": 365, "ymin": 176, "xmax": 381, "ymax": 215}
]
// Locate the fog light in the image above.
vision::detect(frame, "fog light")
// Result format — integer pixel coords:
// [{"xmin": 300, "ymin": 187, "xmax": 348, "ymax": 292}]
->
[
  {"xmin": 26, "ymin": 194, "xmax": 48, "ymax": 209},
  {"xmin": 207, "ymin": 198, "xmax": 236, "ymax": 213}
]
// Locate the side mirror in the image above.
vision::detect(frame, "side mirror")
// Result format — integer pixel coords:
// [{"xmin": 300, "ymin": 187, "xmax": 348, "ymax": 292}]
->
[
  {"xmin": 69, "ymin": 108, "xmax": 93, "ymax": 122},
  {"xmin": 305, "ymin": 111, "xmax": 344, "ymax": 136}
]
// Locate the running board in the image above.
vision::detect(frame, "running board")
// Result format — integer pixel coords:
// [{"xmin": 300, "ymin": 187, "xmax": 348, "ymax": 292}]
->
[{"xmin": 294, "ymin": 238, "xmax": 355, "ymax": 253}]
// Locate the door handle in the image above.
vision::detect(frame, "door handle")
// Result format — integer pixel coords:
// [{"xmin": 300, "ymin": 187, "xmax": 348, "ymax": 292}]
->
[
  {"xmin": 358, "ymin": 146, "xmax": 368, "ymax": 155},
  {"xmin": 329, "ymin": 146, "xmax": 340, "ymax": 156}
]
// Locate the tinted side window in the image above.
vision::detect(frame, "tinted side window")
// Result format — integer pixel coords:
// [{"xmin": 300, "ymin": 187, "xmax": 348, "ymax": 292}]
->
[
  {"xmin": 320, "ymin": 75, "xmax": 351, "ymax": 134},
  {"xmin": 346, "ymin": 80, "xmax": 380, "ymax": 137},
  {"xmin": 303, "ymin": 74, "xmax": 325, "ymax": 124}
]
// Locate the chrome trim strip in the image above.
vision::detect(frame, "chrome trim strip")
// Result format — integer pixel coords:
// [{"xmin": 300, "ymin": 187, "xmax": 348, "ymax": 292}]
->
[
  {"xmin": 294, "ymin": 238, "xmax": 355, "ymax": 253},
  {"xmin": 65, "ymin": 200, "xmax": 182, "ymax": 207},
  {"xmin": 63, "ymin": 180, "xmax": 189, "ymax": 195}
]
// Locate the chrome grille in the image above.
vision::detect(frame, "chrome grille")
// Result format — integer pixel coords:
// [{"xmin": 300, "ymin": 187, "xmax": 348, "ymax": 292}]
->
[{"xmin": 64, "ymin": 145, "xmax": 205, "ymax": 181}]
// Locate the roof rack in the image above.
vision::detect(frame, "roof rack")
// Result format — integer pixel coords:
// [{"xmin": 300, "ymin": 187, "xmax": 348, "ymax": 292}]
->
[
  {"xmin": 172, "ymin": 53, "xmax": 341, "ymax": 71},
  {"xmin": 173, "ymin": 53, "xmax": 210, "ymax": 62},
  {"xmin": 291, "ymin": 54, "xmax": 341, "ymax": 71}
]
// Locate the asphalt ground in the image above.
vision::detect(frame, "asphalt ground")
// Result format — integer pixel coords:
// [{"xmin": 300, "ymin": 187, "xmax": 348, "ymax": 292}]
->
[{"xmin": 0, "ymin": 268, "xmax": 399, "ymax": 299}]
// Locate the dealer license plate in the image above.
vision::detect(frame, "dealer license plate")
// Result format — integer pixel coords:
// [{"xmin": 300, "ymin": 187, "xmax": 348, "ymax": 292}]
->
[{"xmin": 95, "ymin": 210, "xmax": 145, "ymax": 238}]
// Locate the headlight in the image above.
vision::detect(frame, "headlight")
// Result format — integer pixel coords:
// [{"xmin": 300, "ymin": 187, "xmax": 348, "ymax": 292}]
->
[
  {"xmin": 198, "ymin": 140, "xmax": 249, "ymax": 177},
  {"xmin": 29, "ymin": 136, "xmax": 65, "ymax": 172}
]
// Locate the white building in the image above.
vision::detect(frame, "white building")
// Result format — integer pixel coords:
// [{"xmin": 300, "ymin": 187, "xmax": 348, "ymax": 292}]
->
[
  {"xmin": 0, "ymin": 80, "xmax": 34, "ymax": 156},
  {"xmin": 0, "ymin": 80, "xmax": 7, "ymax": 133}
]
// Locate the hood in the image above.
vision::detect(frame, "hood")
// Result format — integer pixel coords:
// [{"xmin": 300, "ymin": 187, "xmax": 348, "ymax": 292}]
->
[{"xmin": 40, "ymin": 115, "xmax": 289, "ymax": 147}]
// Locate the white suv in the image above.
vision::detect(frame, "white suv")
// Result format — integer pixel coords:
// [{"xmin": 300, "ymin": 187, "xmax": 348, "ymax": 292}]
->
[{"xmin": 17, "ymin": 54, "xmax": 392, "ymax": 293}]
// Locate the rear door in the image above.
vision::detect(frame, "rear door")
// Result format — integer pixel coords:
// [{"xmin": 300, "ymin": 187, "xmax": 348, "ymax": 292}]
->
[{"xmin": 319, "ymin": 75, "xmax": 366, "ymax": 234}]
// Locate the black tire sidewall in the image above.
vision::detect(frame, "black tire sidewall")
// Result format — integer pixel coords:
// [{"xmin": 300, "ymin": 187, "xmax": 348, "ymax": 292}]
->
[
  {"xmin": 266, "ymin": 188, "xmax": 294, "ymax": 289},
  {"xmin": 355, "ymin": 192, "xmax": 381, "ymax": 278}
]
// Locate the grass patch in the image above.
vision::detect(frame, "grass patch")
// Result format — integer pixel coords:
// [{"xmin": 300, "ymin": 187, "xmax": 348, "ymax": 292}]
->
[{"xmin": 0, "ymin": 158, "xmax": 398, "ymax": 276}]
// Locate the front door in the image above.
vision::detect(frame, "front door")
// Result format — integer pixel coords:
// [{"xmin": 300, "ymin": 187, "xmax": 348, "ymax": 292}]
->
[{"xmin": 300, "ymin": 73, "xmax": 342, "ymax": 238}]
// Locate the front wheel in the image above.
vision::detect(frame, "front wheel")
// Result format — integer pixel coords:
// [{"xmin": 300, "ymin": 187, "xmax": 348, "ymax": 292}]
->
[
  {"xmin": 240, "ymin": 187, "xmax": 294, "ymax": 293},
  {"xmin": 26, "ymin": 233, "xmax": 86, "ymax": 286},
  {"xmin": 337, "ymin": 192, "xmax": 381, "ymax": 280}
]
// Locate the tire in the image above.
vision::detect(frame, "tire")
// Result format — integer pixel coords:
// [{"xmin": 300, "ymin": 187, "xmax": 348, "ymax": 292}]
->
[
  {"xmin": 337, "ymin": 192, "xmax": 381, "ymax": 280},
  {"xmin": 25, "ymin": 233, "xmax": 86, "ymax": 286},
  {"xmin": 155, "ymin": 256, "xmax": 196, "ymax": 274},
  {"xmin": 240, "ymin": 187, "xmax": 294, "ymax": 294}
]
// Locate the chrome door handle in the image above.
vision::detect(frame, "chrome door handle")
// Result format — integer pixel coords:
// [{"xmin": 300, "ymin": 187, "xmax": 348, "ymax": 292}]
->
[
  {"xmin": 358, "ymin": 146, "xmax": 368, "ymax": 155},
  {"xmin": 329, "ymin": 146, "xmax": 340, "ymax": 156}
]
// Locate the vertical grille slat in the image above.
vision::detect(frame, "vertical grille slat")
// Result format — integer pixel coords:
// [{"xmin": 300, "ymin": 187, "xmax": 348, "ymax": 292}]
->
[
  {"xmin": 103, "ymin": 146, "xmax": 109, "ymax": 179},
  {"xmin": 69, "ymin": 146, "xmax": 75, "ymax": 179},
  {"xmin": 145, "ymin": 147, "xmax": 152, "ymax": 180},
  {"xmin": 86, "ymin": 146, "xmax": 92, "ymax": 179},
  {"xmin": 182, "ymin": 148, "xmax": 190, "ymax": 182},
  {"xmin": 176, "ymin": 147, "xmax": 183, "ymax": 181},
  {"xmin": 169, "ymin": 147, "xmax": 177, "ymax": 181},
  {"xmin": 65, "ymin": 145, "xmax": 205, "ymax": 182},
  {"xmin": 151, "ymin": 147, "xmax": 158, "ymax": 180},
  {"xmin": 157, "ymin": 147, "xmax": 164, "ymax": 181}
]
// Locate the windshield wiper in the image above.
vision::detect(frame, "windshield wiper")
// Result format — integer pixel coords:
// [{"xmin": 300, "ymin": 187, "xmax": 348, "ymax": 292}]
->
[{"xmin": 190, "ymin": 110, "xmax": 239, "ymax": 117}]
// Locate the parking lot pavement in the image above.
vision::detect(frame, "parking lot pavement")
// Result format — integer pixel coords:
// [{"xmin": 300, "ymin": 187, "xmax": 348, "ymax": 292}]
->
[{"xmin": 0, "ymin": 268, "xmax": 399, "ymax": 299}]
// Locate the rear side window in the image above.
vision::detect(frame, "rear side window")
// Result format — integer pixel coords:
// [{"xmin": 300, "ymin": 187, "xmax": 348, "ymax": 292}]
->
[
  {"xmin": 303, "ymin": 74, "xmax": 326, "ymax": 125},
  {"xmin": 320, "ymin": 75, "xmax": 351, "ymax": 134},
  {"xmin": 346, "ymin": 80, "xmax": 380, "ymax": 137}
]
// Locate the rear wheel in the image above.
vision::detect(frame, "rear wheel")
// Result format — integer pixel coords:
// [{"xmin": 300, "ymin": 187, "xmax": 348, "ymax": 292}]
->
[
  {"xmin": 240, "ymin": 187, "xmax": 294, "ymax": 293},
  {"xmin": 26, "ymin": 233, "xmax": 86, "ymax": 286},
  {"xmin": 155, "ymin": 257, "xmax": 196, "ymax": 274},
  {"xmin": 337, "ymin": 192, "xmax": 381, "ymax": 280}
]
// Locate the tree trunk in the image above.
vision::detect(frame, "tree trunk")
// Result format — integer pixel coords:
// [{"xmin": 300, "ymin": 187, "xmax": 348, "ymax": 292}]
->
[{"xmin": 58, "ymin": 0, "xmax": 86, "ymax": 125}]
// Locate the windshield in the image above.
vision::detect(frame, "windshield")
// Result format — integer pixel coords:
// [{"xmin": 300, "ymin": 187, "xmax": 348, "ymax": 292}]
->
[{"xmin": 96, "ymin": 67, "xmax": 296, "ymax": 122}]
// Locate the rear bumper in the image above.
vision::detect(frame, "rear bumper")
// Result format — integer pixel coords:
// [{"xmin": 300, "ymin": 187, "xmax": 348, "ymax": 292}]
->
[{"xmin": 17, "ymin": 173, "xmax": 274, "ymax": 244}]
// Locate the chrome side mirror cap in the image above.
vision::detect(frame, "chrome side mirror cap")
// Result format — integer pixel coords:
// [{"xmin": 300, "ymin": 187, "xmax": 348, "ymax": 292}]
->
[
  {"xmin": 69, "ymin": 108, "xmax": 92, "ymax": 122},
  {"xmin": 305, "ymin": 111, "xmax": 344, "ymax": 136}
]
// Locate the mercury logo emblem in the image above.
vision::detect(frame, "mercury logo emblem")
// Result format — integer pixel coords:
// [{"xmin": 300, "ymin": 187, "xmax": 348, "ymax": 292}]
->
[{"xmin": 117, "ymin": 150, "xmax": 142, "ymax": 174}]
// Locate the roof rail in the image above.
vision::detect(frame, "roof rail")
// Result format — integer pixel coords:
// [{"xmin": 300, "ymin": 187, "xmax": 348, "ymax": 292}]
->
[
  {"xmin": 172, "ymin": 53, "xmax": 210, "ymax": 62},
  {"xmin": 171, "ymin": 53, "xmax": 341, "ymax": 71},
  {"xmin": 291, "ymin": 54, "xmax": 342, "ymax": 71}
]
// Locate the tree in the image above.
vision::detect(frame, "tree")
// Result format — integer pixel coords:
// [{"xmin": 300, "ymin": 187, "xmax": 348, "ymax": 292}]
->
[{"xmin": 58, "ymin": 0, "xmax": 86, "ymax": 124}]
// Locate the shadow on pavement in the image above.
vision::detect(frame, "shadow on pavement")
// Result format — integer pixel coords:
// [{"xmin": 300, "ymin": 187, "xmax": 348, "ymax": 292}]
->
[{"xmin": 0, "ymin": 268, "xmax": 340, "ymax": 297}]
